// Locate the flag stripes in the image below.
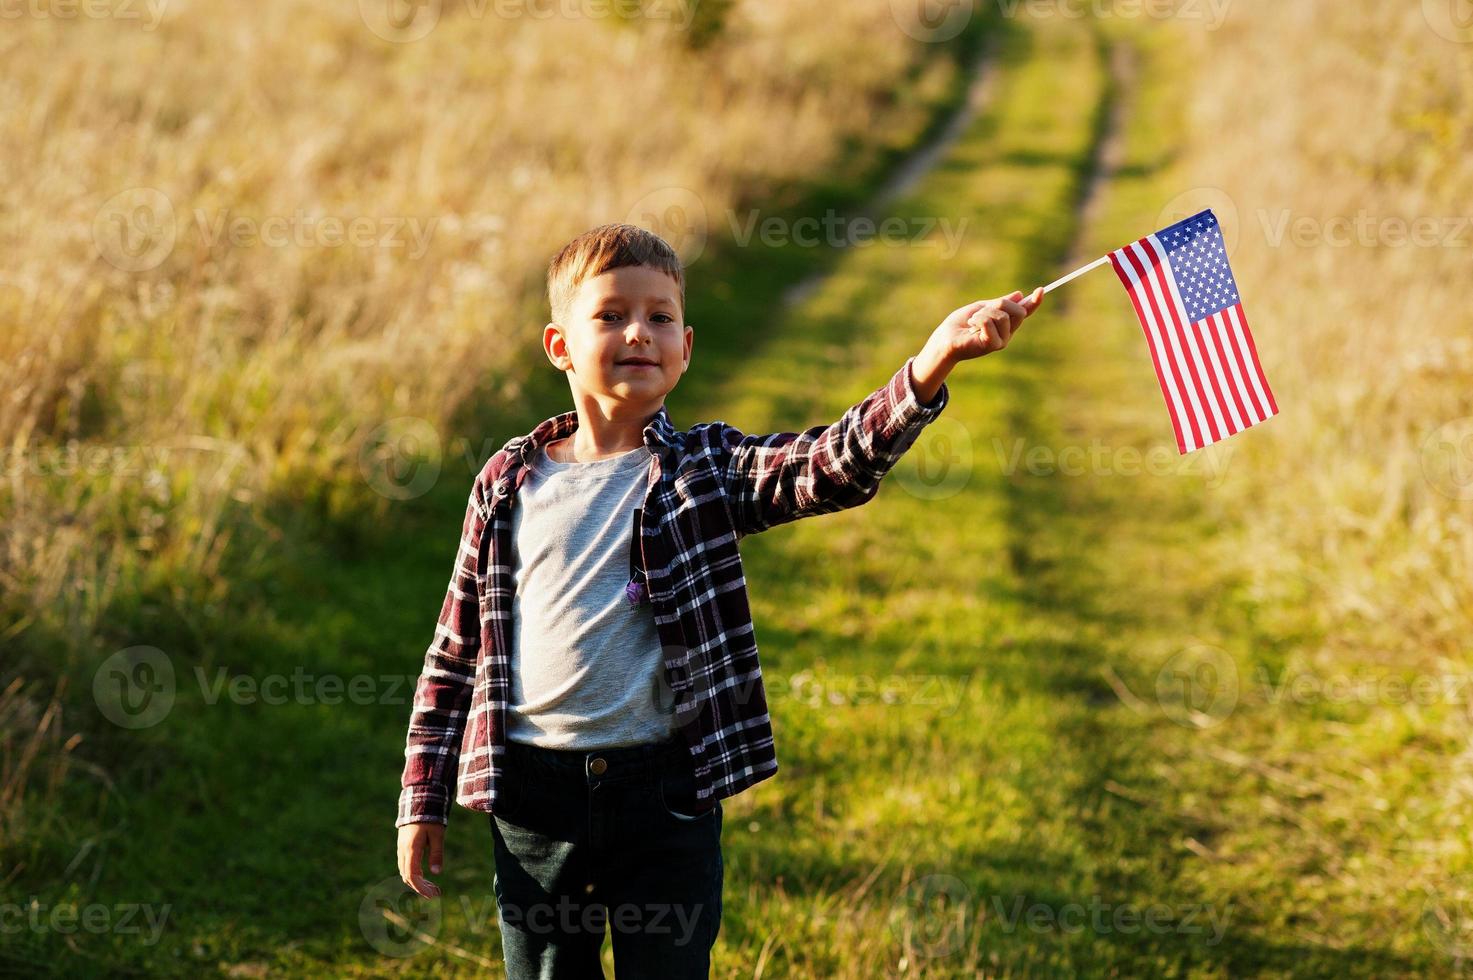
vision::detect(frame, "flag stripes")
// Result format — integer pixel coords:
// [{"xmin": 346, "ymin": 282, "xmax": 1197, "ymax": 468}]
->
[{"xmin": 1109, "ymin": 234, "xmax": 1278, "ymax": 454}]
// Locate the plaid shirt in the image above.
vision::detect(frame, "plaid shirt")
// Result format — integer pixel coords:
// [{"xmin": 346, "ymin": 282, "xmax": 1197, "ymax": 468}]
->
[{"xmin": 397, "ymin": 355, "xmax": 950, "ymax": 827}]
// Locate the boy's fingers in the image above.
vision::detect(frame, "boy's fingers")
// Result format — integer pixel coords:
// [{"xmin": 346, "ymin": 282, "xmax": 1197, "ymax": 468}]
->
[
  {"xmin": 410, "ymin": 871, "xmax": 439, "ymax": 899},
  {"xmin": 398, "ymin": 830, "xmax": 442, "ymax": 899},
  {"xmin": 401, "ymin": 839, "xmax": 421, "ymax": 894},
  {"xmin": 411, "ymin": 845, "xmax": 441, "ymax": 899},
  {"xmin": 1021, "ymin": 286, "xmax": 1045, "ymax": 313},
  {"xmin": 429, "ymin": 835, "xmax": 444, "ymax": 875}
]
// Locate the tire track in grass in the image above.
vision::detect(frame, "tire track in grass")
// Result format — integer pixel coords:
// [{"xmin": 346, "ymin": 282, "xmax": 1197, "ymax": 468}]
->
[
  {"xmin": 778, "ymin": 34, "xmax": 1001, "ymax": 314},
  {"xmin": 910, "ymin": 27, "xmax": 1232, "ymax": 976},
  {"xmin": 979, "ymin": 33, "xmax": 1243, "ymax": 973},
  {"xmin": 693, "ymin": 17, "xmax": 1131, "ymax": 977},
  {"xmin": 998, "ymin": 24, "xmax": 1426, "ymax": 977}
]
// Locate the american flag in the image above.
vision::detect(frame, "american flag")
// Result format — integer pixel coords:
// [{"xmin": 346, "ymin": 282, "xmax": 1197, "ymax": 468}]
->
[{"xmin": 1108, "ymin": 209, "xmax": 1278, "ymax": 454}]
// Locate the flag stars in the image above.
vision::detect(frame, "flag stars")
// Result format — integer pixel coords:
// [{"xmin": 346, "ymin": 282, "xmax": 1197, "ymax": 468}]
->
[{"xmin": 1159, "ymin": 211, "xmax": 1241, "ymax": 323}]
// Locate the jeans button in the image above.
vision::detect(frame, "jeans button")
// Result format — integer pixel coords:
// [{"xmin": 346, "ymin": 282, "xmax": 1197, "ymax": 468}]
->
[{"xmin": 589, "ymin": 757, "xmax": 607, "ymax": 775}]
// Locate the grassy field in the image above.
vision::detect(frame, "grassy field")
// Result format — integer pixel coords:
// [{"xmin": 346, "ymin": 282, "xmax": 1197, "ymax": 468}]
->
[{"xmin": 5, "ymin": 2, "xmax": 1473, "ymax": 977}]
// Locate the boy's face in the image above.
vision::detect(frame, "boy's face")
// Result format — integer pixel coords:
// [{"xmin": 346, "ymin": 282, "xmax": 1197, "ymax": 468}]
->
[{"xmin": 544, "ymin": 265, "xmax": 693, "ymax": 411}]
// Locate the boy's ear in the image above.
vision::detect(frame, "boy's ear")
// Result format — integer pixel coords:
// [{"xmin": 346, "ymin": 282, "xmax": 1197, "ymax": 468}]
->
[
  {"xmin": 544, "ymin": 321, "xmax": 571, "ymax": 371},
  {"xmin": 682, "ymin": 323, "xmax": 693, "ymax": 372}
]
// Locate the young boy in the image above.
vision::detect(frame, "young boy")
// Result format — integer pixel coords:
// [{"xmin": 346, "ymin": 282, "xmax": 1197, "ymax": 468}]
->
[{"xmin": 395, "ymin": 223, "xmax": 1043, "ymax": 977}]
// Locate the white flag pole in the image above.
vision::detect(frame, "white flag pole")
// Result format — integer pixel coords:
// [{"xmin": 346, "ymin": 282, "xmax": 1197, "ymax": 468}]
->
[{"xmin": 1042, "ymin": 255, "xmax": 1110, "ymax": 295}]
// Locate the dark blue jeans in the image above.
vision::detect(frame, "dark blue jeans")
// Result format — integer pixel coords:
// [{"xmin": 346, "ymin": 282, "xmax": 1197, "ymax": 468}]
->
[{"xmin": 490, "ymin": 734, "xmax": 724, "ymax": 979}]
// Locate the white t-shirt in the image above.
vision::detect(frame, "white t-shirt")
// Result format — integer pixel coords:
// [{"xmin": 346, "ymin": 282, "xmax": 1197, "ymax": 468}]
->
[{"xmin": 504, "ymin": 441, "xmax": 678, "ymax": 748}]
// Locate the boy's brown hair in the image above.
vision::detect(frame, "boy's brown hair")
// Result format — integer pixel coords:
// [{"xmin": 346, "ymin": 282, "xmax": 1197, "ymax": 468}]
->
[{"xmin": 546, "ymin": 223, "xmax": 686, "ymax": 326}]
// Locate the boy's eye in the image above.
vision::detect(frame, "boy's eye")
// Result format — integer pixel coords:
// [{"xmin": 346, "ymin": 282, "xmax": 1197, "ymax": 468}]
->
[{"xmin": 597, "ymin": 312, "xmax": 676, "ymax": 323}]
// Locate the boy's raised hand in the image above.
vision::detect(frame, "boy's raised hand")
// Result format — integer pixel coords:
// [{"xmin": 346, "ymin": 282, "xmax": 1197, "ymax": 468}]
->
[
  {"xmin": 398, "ymin": 823, "xmax": 445, "ymax": 899},
  {"xmin": 932, "ymin": 287, "xmax": 1045, "ymax": 362}
]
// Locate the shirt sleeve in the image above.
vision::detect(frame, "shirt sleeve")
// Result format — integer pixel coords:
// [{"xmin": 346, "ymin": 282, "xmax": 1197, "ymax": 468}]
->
[
  {"xmin": 715, "ymin": 355, "xmax": 950, "ymax": 537},
  {"xmin": 396, "ymin": 474, "xmax": 488, "ymax": 828}
]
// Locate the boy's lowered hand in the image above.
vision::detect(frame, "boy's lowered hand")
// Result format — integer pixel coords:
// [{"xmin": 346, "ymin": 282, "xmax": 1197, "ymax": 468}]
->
[
  {"xmin": 397, "ymin": 822, "xmax": 445, "ymax": 899},
  {"xmin": 931, "ymin": 287, "xmax": 1045, "ymax": 363}
]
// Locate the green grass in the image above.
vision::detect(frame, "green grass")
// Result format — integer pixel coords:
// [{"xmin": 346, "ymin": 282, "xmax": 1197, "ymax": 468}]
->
[{"xmin": 5, "ymin": 13, "xmax": 1457, "ymax": 980}]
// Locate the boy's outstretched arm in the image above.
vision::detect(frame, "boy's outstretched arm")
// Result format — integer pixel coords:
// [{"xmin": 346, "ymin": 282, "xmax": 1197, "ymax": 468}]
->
[{"xmin": 717, "ymin": 288, "xmax": 1044, "ymax": 537}]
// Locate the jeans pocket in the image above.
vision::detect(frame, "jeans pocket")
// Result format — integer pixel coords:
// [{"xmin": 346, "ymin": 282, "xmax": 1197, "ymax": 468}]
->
[
  {"xmin": 492, "ymin": 754, "xmax": 529, "ymax": 821},
  {"xmin": 656, "ymin": 765, "xmax": 716, "ymax": 822}
]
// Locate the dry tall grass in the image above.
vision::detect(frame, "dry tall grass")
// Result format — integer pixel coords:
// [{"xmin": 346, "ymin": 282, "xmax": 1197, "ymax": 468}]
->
[
  {"xmin": 1188, "ymin": 0, "xmax": 1473, "ymax": 651},
  {"xmin": 1168, "ymin": 0, "xmax": 1473, "ymax": 944},
  {"xmin": 0, "ymin": 2, "xmax": 969, "ymax": 849},
  {"xmin": 0, "ymin": 1, "xmax": 958, "ymax": 650}
]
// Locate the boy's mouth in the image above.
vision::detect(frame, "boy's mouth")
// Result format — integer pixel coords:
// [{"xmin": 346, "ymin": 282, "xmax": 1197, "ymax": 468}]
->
[{"xmin": 617, "ymin": 358, "xmax": 659, "ymax": 367}]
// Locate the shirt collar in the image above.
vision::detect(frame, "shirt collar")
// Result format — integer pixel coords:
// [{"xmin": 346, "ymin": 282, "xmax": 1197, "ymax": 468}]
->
[{"xmin": 511, "ymin": 402, "xmax": 679, "ymax": 468}]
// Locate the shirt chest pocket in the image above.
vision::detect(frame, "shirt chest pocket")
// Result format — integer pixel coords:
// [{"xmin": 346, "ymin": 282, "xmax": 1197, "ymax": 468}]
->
[{"xmin": 625, "ymin": 506, "xmax": 652, "ymax": 607}]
